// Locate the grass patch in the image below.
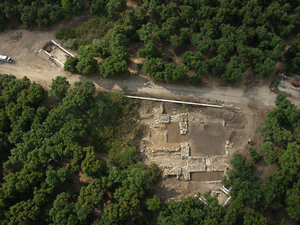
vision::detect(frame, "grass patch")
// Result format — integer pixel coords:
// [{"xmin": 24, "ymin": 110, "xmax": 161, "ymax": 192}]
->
[{"xmin": 56, "ymin": 16, "xmax": 115, "ymax": 47}]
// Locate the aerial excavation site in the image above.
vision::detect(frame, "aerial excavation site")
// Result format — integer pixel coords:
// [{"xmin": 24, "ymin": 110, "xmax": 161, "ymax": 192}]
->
[{"xmin": 136, "ymin": 100, "xmax": 254, "ymax": 204}]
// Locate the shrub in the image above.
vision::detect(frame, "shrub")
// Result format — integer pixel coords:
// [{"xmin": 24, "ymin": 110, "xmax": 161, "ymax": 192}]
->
[
  {"xmin": 63, "ymin": 39, "xmax": 78, "ymax": 50},
  {"xmin": 64, "ymin": 56, "xmax": 79, "ymax": 73},
  {"xmin": 191, "ymin": 72, "xmax": 203, "ymax": 86},
  {"xmin": 55, "ymin": 29, "xmax": 76, "ymax": 40}
]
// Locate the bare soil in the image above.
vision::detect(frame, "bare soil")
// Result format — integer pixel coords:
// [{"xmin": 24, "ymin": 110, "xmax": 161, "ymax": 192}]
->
[
  {"xmin": 166, "ymin": 122, "xmax": 181, "ymax": 143},
  {"xmin": 190, "ymin": 172, "xmax": 224, "ymax": 181},
  {"xmin": 182, "ymin": 123, "xmax": 229, "ymax": 156}
]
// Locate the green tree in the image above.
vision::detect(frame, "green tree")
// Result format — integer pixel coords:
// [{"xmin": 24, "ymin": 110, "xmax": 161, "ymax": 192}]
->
[
  {"xmin": 64, "ymin": 56, "xmax": 79, "ymax": 73},
  {"xmin": 49, "ymin": 192, "xmax": 79, "ymax": 224},
  {"xmin": 286, "ymin": 180, "xmax": 300, "ymax": 220},
  {"xmin": 21, "ymin": 3, "xmax": 38, "ymax": 29},
  {"xmin": 209, "ymin": 54, "xmax": 226, "ymax": 76},
  {"xmin": 62, "ymin": 0, "xmax": 85, "ymax": 19},
  {"xmin": 8, "ymin": 199, "xmax": 40, "ymax": 225},
  {"xmin": 108, "ymin": 144, "xmax": 138, "ymax": 169},
  {"xmin": 76, "ymin": 55, "xmax": 97, "ymax": 76},
  {"xmin": 137, "ymin": 22, "xmax": 155, "ymax": 44},
  {"xmin": 49, "ymin": 76, "xmax": 70, "ymax": 101},
  {"xmin": 100, "ymin": 55, "xmax": 130, "ymax": 78},
  {"xmin": 106, "ymin": 0, "xmax": 126, "ymax": 18},
  {"xmin": 191, "ymin": 34, "xmax": 214, "ymax": 53},
  {"xmin": 158, "ymin": 196, "xmax": 205, "ymax": 225},
  {"xmin": 81, "ymin": 147, "xmax": 107, "ymax": 178},
  {"xmin": 145, "ymin": 195, "xmax": 162, "ymax": 211},
  {"xmin": 243, "ymin": 208, "xmax": 267, "ymax": 225},
  {"xmin": 63, "ymin": 39, "xmax": 78, "ymax": 50},
  {"xmin": 141, "ymin": 58, "xmax": 165, "ymax": 81},
  {"xmin": 222, "ymin": 56, "xmax": 247, "ymax": 85},
  {"xmin": 138, "ymin": 41, "xmax": 162, "ymax": 59},
  {"xmin": 191, "ymin": 72, "xmax": 203, "ymax": 86},
  {"xmin": 90, "ymin": 0, "xmax": 107, "ymax": 17}
]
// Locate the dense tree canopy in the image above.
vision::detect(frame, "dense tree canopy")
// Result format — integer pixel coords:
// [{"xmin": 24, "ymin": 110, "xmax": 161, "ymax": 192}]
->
[
  {"xmin": 0, "ymin": 74, "xmax": 160, "ymax": 224},
  {"xmin": 39, "ymin": 0, "xmax": 300, "ymax": 84}
]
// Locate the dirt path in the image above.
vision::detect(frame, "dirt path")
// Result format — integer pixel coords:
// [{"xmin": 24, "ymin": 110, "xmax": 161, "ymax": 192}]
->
[{"xmin": 0, "ymin": 29, "xmax": 299, "ymax": 109}]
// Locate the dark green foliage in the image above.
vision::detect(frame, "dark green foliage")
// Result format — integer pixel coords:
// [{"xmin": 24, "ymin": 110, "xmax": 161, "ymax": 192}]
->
[
  {"xmin": 56, "ymin": 29, "xmax": 76, "ymax": 40},
  {"xmin": 7, "ymin": 199, "xmax": 41, "ymax": 225},
  {"xmin": 191, "ymin": 72, "xmax": 203, "ymax": 86},
  {"xmin": 137, "ymin": 22, "xmax": 155, "ymax": 43},
  {"xmin": 170, "ymin": 28, "xmax": 190, "ymax": 52},
  {"xmin": 64, "ymin": 56, "xmax": 79, "ymax": 73},
  {"xmin": 222, "ymin": 154, "xmax": 266, "ymax": 209},
  {"xmin": 191, "ymin": 34, "xmax": 214, "ymax": 53},
  {"xmin": 254, "ymin": 57, "xmax": 275, "ymax": 80},
  {"xmin": 100, "ymin": 55, "xmax": 130, "ymax": 78},
  {"xmin": 0, "ymin": 0, "xmax": 298, "ymax": 88},
  {"xmin": 254, "ymin": 94, "xmax": 300, "ymax": 218},
  {"xmin": 162, "ymin": 17, "xmax": 180, "ymax": 39},
  {"xmin": 106, "ymin": 0, "xmax": 126, "ymax": 18},
  {"xmin": 138, "ymin": 41, "xmax": 162, "ymax": 59},
  {"xmin": 62, "ymin": 0, "xmax": 85, "ymax": 19},
  {"xmin": 222, "ymin": 56, "xmax": 247, "ymax": 85},
  {"xmin": 81, "ymin": 147, "xmax": 107, "ymax": 178},
  {"xmin": 182, "ymin": 51, "xmax": 208, "ymax": 75},
  {"xmin": 141, "ymin": 57, "xmax": 165, "ymax": 81},
  {"xmin": 209, "ymin": 54, "xmax": 226, "ymax": 76},
  {"xmin": 258, "ymin": 141, "xmax": 280, "ymax": 164},
  {"xmin": 77, "ymin": 178, "xmax": 106, "ymax": 211},
  {"xmin": 21, "ymin": 2, "xmax": 39, "ymax": 29},
  {"xmin": 49, "ymin": 76, "xmax": 70, "ymax": 101},
  {"xmin": 286, "ymin": 180, "xmax": 300, "ymax": 220},
  {"xmin": 0, "ymin": 75, "xmax": 160, "ymax": 224},
  {"xmin": 157, "ymin": 4, "xmax": 177, "ymax": 22},
  {"xmin": 49, "ymin": 192, "xmax": 79, "ymax": 224},
  {"xmin": 243, "ymin": 208, "xmax": 267, "ymax": 225},
  {"xmin": 179, "ymin": 5, "xmax": 195, "ymax": 25},
  {"xmin": 90, "ymin": 0, "xmax": 107, "ymax": 17},
  {"xmin": 46, "ymin": 167, "xmax": 74, "ymax": 186},
  {"xmin": 286, "ymin": 34, "xmax": 300, "ymax": 74},
  {"xmin": 114, "ymin": 33, "xmax": 128, "ymax": 46},
  {"xmin": 108, "ymin": 144, "xmax": 138, "ymax": 169},
  {"xmin": 165, "ymin": 64, "xmax": 188, "ymax": 83},
  {"xmin": 101, "ymin": 164, "xmax": 158, "ymax": 225},
  {"xmin": 145, "ymin": 195, "xmax": 162, "ymax": 211},
  {"xmin": 76, "ymin": 55, "xmax": 98, "ymax": 76},
  {"xmin": 158, "ymin": 196, "xmax": 205, "ymax": 225},
  {"xmin": 63, "ymin": 38, "xmax": 78, "ymax": 50},
  {"xmin": 0, "ymin": 3, "xmax": 8, "ymax": 32},
  {"xmin": 248, "ymin": 147, "xmax": 261, "ymax": 163}
]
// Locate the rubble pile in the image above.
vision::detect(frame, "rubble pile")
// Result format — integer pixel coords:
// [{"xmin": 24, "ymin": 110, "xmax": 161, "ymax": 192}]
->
[
  {"xmin": 178, "ymin": 113, "xmax": 188, "ymax": 134},
  {"xmin": 154, "ymin": 114, "xmax": 171, "ymax": 124},
  {"xmin": 225, "ymin": 140, "xmax": 233, "ymax": 155},
  {"xmin": 163, "ymin": 167, "xmax": 182, "ymax": 178},
  {"xmin": 181, "ymin": 143, "xmax": 190, "ymax": 159},
  {"xmin": 151, "ymin": 147, "xmax": 181, "ymax": 154}
]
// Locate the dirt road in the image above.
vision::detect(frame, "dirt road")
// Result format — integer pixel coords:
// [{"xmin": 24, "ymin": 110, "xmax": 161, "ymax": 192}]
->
[{"xmin": 0, "ymin": 29, "xmax": 298, "ymax": 109}]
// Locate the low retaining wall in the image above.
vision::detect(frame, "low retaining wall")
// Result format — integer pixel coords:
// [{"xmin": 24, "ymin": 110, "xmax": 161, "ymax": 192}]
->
[
  {"xmin": 42, "ymin": 50, "xmax": 64, "ymax": 67},
  {"xmin": 51, "ymin": 40, "xmax": 74, "ymax": 57},
  {"xmin": 125, "ymin": 95, "xmax": 222, "ymax": 108}
]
